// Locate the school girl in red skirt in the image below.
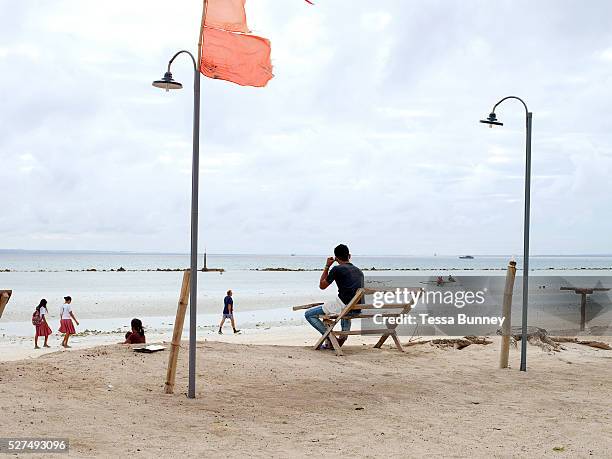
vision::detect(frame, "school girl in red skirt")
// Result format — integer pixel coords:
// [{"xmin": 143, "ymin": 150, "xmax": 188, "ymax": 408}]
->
[
  {"xmin": 58, "ymin": 296, "xmax": 79, "ymax": 348},
  {"xmin": 33, "ymin": 299, "xmax": 52, "ymax": 349}
]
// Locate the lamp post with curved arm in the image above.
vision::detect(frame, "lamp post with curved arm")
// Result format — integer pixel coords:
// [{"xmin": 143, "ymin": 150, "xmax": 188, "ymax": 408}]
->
[
  {"xmin": 153, "ymin": 50, "xmax": 200, "ymax": 397},
  {"xmin": 480, "ymin": 96, "xmax": 532, "ymax": 372}
]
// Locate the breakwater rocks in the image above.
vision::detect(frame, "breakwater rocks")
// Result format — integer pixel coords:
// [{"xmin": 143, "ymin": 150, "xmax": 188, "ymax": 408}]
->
[
  {"xmin": 250, "ymin": 266, "xmax": 612, "ymax": 272},
  {"xmin": 2, "ymin": 266, "xmax": 612, "ymax": 273},
  {"xmin": 0, "ymin": 267, "xmax": 224, "ymax": 273}
]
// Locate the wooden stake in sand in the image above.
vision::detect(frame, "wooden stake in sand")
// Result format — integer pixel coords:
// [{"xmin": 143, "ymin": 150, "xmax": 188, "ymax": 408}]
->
[
  {"xmin": 164, "ymin": 270, "xmax": 191, "ymax": 394},
  {"xmin": 500, "ymin": 260, "xmax": 517, "ymax": 369}
]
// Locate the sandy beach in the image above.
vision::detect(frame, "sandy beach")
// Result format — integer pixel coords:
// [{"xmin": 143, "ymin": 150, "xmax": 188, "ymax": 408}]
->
[
  {"xmin": 4, "ymin": 0, "xmax": 612, "ymax": 456},
  {"xmin": 1, "ymin": 330, "xmax": 610, "ymax": 457},
  {"xmin": 2, "ymin": 258, "xmax": 611, "ymax": 456}
]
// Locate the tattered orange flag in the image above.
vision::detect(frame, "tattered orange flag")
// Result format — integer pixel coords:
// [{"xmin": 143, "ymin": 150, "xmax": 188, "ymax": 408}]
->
[
  {"xmin": 199, "ymin": 0, "xmax": 273, "ymax": 87},
  {"xmin": 200, "ymin": 26, "xmax": 273, "ymax": 87},
  {"xmin": 204, "ymin": 0, "xmax": 249, "ymax": 33}
]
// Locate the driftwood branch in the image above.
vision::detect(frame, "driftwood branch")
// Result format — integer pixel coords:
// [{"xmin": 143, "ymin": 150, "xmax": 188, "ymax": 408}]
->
[
  {"xmin": 506, "ymin": 327, "xmax": 611, "ymax": 352},
  {"xmin": 508, "ymin": 327, "xmax": 563, "ymax": 352},
  {"xmin": 550, "ymin": 337, "xmax": 611, "ymax": 350},
  {"xmin": 405, "ymin": 336, "xmax": 492, "ymax": 350}
]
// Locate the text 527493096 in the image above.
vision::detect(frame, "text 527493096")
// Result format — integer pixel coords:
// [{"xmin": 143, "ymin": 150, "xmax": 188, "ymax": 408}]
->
[{"xmin": 0, "ymin": 438, "xmax": 69, "ymax": 454}]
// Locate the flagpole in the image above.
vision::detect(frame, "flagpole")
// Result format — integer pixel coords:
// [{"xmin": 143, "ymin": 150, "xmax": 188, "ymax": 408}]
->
[
  {"xmin": 186, "ymin": 0, "xmax": 206, "ymax": 400},
  {"xmin": 185, "ymin": 52, "xmax": 199, "ymax": 399}
]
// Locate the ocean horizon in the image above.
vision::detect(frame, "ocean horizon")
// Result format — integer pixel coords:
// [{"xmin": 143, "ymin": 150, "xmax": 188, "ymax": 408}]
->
[
  {"xmin": 1, "ymin": 252, "xmax": 611, "ymax": 331},
  {"xmin": 2, "ymin": 251, "xmax": 612, "ymax": 272}
]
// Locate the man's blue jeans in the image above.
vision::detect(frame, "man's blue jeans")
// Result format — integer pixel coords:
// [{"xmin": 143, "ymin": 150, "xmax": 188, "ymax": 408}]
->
[{"xmin": 304, "ymin": 306, "xmax": 352, "ymax": 335}]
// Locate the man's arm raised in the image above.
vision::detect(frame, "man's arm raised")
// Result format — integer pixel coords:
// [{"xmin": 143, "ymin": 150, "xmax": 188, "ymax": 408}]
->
[{"xmin": 319, "ymin": 257, "xmax": 335, "ymax": 290}]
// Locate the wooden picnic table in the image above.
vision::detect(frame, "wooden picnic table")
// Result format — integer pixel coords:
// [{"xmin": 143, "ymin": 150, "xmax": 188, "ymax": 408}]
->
[{"xmin": 560, "ymin": 286, "xmax": 610, "ymax": 331}]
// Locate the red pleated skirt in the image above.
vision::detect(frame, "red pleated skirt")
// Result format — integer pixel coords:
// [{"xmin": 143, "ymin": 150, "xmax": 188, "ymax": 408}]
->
[
  {"xmin": 36, "ymin": 321, "xmax": 53, "ymax": 337},
  {"xmin": 59, "ymin": 319, "xmax": 76, "ymax": 335}
]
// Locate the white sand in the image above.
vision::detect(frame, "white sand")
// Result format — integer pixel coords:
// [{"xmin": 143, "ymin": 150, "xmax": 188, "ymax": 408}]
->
[
  {"xmin": 1, "ymin": 330, "xmax": 610, "ymax": 457},
  {"xmin": 0, "ymin": 324, "xmax": 318, "ymax": 362}
]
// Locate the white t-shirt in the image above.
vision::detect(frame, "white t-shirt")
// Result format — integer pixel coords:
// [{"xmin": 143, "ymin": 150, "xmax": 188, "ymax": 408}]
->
[
  {"xmin": 39, "ymin": 306, "xmax": 48, "ymax": 318},
  {"xmin": 322, "ymin": 297, "xmax": 345, "ymax": 316},
  {"xmin": 60, "ymin": 303, "xmax": 72, "ymax": 320}
]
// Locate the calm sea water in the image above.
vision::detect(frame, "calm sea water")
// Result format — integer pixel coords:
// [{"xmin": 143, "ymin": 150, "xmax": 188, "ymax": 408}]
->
[
  {"xmin": 1, "ymin": 252, "xmax": 611, "ymax": 335},
  {"xmin": 2, "ymin": 252, "xmax": 612, "ymax": 272}
]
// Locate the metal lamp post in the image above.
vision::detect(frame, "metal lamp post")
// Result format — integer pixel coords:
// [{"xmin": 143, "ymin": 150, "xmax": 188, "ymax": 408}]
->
[
  {"xmin": 153, "ymin": 50, "xmax": 200, "ymax": 397},
  {"xmin": 480, "ymin": 96, "xmax": 532, "ymax": 372}
]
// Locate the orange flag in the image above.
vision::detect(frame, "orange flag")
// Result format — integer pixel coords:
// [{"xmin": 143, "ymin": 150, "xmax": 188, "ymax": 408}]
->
[
  {"xmin": 204, "ymin": 0, "xmax": 249, "ymax": 33},
  {"xmin": 200, "ymin": 26, "xmax": 273, "ymax": 87},
  {"xmin": 199, "ymin": 0, "xmax": 273, "ymax": 87}
]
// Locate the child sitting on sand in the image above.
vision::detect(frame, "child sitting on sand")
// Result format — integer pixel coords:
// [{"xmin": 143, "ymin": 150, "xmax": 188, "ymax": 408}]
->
[
  {"xmin": 59, "ymin": 296, "xmax": 79, "ymax": 348},
  {"xmin": 33, "ymin": 299, "xmax": 52, "ymax": 349},
  {"xmin": 123, "ymin": 318, "xmax": 146, "ymax": 344}
]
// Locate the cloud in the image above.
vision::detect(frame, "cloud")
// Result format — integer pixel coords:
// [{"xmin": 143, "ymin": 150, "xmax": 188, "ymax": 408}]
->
[{"xmin": 0, "ymin": 0, "xmax": 611, "ymax": 255}]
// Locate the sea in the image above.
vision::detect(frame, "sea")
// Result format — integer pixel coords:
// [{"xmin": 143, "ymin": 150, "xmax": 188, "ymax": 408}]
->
[
  {"xmin": 3, "ymin": 252, "xmax": 612, "ymax": 272},
  {"xmin": 1, "ymin": 252, "xmax": 611, "ymax": 337}
]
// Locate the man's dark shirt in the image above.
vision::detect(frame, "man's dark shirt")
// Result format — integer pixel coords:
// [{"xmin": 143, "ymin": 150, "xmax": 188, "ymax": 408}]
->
[
  {"xmin": 326, "ymin": 263, "xmax": 364, "ymax": 305},
  {"xmin": 223, "ymin": 295, "xmax": 233, "ymax": 314}
]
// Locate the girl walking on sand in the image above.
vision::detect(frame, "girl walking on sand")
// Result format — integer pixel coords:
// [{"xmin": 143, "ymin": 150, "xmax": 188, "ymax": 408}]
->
[
  {"xmin": 58, "ymin": 296, "xmax": 79, "ymax": 348},
  {"xmin": 33, "ymin": 299, "xmax": 52, "ymax": 349}
]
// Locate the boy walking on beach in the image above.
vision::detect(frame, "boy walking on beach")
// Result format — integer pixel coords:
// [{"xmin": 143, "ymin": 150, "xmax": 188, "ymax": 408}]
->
[
  {"xmin": 305, "ymin": 244, "xmax": 364, "ymax": 347},
  {"xmin": 219, "ymin": 290, "xmax": 240, "ymax": 334}
]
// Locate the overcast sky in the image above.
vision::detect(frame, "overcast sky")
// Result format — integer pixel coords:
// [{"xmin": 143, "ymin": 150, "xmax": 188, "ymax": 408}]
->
[{"xmin": 1, "ymin": 0, "xmax": 611, "ymax": 255}]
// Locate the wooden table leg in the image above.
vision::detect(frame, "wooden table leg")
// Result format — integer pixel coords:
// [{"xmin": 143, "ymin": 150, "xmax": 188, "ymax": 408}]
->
[
  {"xmin": 391, "ymin": 333, "xmax": 405, "ymax": 352},
  {"xmin": 374, "ymin": 333, "xmax": 391, "ymax": 348}
]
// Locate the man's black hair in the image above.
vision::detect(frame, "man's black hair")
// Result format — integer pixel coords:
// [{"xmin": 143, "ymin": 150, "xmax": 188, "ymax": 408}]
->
[{"xmin": 334, "ymin": 244, "xmax": 350, "ymax": 262}]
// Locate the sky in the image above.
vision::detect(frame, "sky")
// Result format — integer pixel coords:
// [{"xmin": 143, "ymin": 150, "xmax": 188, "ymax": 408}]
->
[{"xmin": 1, "ymin": 0, "xmax": 611, "ymax": 256}]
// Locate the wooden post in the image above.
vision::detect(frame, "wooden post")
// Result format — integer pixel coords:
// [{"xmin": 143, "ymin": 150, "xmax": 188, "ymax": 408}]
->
[
  {"xmin": 0, "ymin": 290, "xmax": 11, "ymax": 319},
  {"xmin": 164, "ymin": 270, "xmax": 191, "ymax": 394},
  {"xmin": 500, "ymin": 260, "xmax": 517, "ymax": 369}
]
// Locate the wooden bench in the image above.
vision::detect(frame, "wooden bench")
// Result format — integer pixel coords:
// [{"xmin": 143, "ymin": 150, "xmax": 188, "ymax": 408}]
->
[{"xmin": 293, "ymin": 287, "xmax": 421, "ymax": 356}]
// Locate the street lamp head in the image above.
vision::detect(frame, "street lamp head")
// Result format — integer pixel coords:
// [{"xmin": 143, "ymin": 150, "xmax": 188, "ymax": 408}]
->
[
  {"xmin": 479, "ymin": 112, "xmax": 503, "ymax": 128},
  {"xmin": 152, "ymin": 71, "xmax": 183, "ymax": 92}
]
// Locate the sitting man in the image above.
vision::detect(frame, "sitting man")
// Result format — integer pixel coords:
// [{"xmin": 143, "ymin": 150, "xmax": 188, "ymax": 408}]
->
[{"xmin": 305, "ymin": 244, "xmax": 364, "ymax": 348}]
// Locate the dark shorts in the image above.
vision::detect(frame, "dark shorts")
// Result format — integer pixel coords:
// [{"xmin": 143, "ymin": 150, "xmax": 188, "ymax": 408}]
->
[{"xmin": 223, "ymin": 313, "xmax": 233, "ymax": 319}]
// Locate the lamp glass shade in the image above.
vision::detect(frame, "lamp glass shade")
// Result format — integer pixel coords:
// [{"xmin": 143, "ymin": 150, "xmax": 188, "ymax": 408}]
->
[
  {"xmin": 152, "ymin": 71, "xmax": 183, "ymax": 91},
  {"xmin": 479, "ymin": 112, "xmax": 503, "ymax": 127}
]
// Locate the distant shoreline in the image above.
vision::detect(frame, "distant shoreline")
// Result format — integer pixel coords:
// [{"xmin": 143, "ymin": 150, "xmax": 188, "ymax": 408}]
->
[
  {"xmin": 2, "ymin": 266, "xmax": 612, "ymax": 273},
  {"xmin": 3, "ymin": 249, "xmax": 612, "ymax": 257}
]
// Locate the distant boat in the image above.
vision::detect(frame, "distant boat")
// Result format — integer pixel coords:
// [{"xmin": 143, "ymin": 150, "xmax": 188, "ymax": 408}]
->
[
  {"xmin": 459, "ymin": 255, "xmax": 474, "ymax": 259},
  {"xmin": 290, "ymin": 254, "xmax": 296, "ymax": 257}
]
